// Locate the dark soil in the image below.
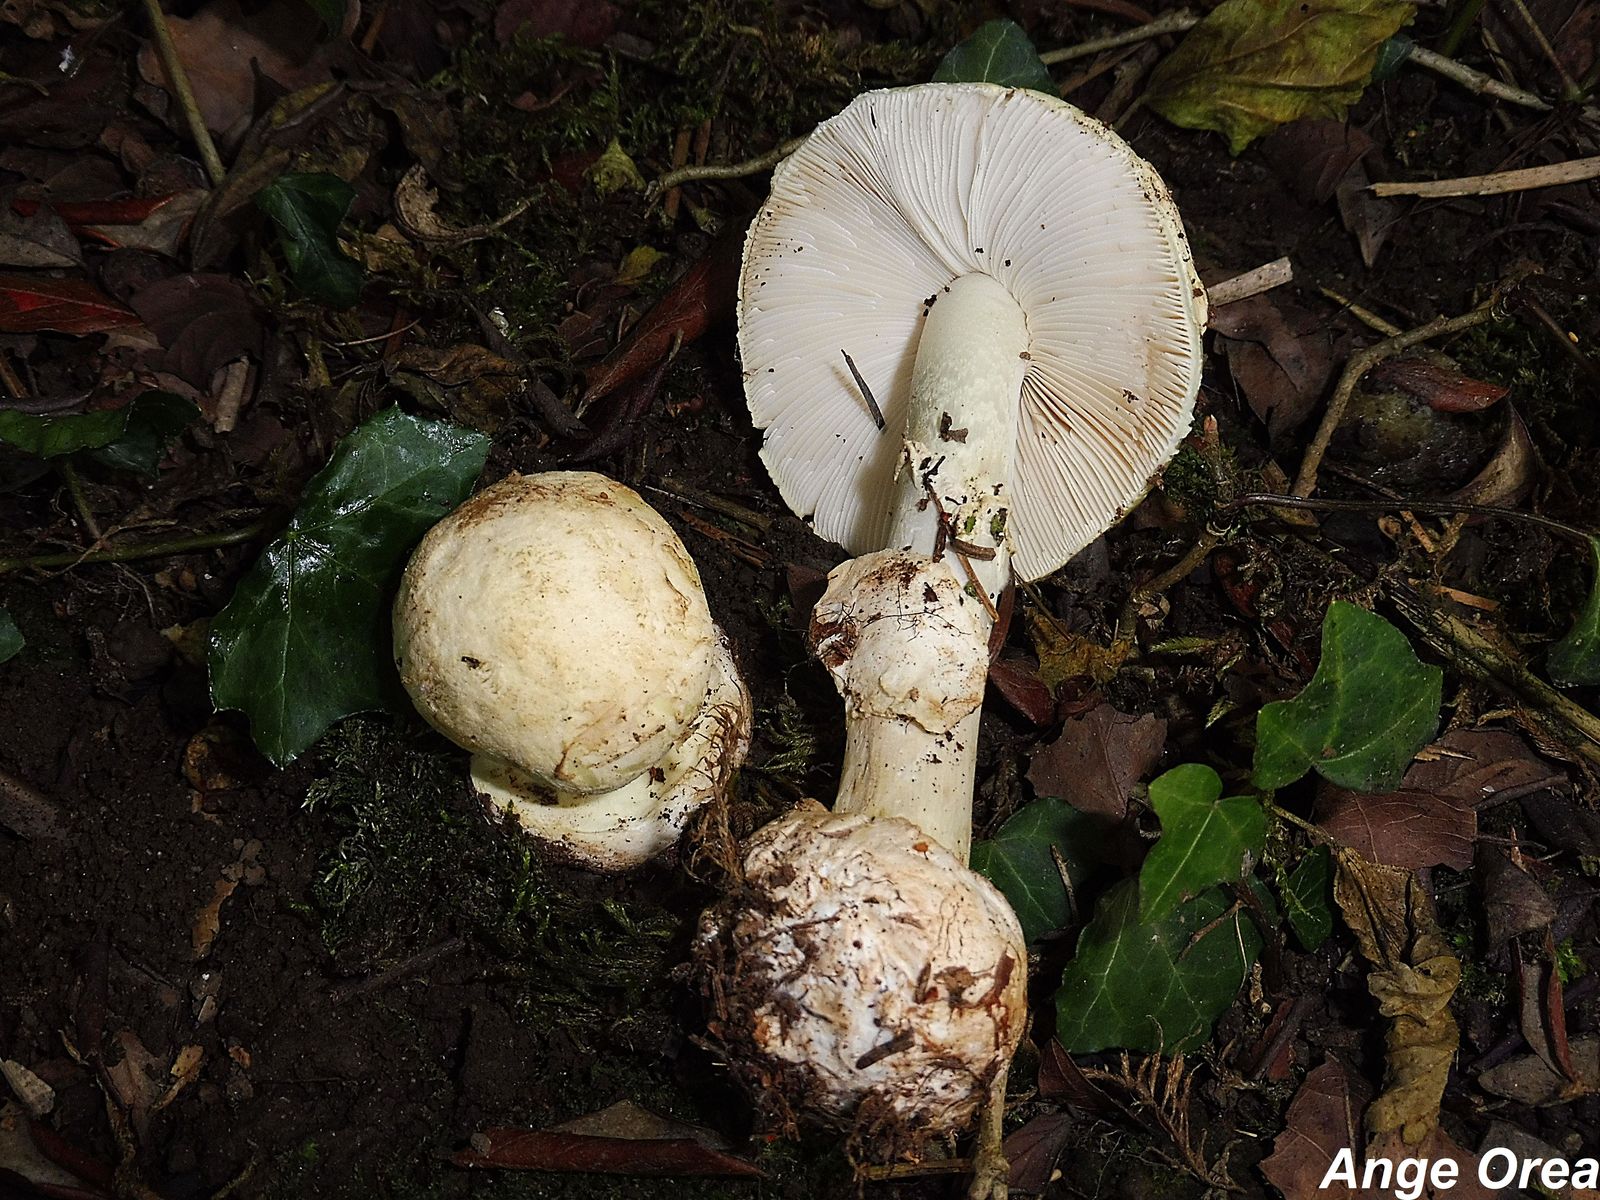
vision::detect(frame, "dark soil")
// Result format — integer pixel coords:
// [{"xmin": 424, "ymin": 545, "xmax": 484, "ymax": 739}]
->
[{"xmin": 3, "ymin": 0, "xmax": 1599, "ymax": 1197}]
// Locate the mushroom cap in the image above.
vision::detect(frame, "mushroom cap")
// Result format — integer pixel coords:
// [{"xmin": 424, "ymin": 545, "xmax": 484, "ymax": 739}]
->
[
  {"xmin": 472, "ymin": 626, "xmax": 752, "ymax": 871},
  {"xmin": 393, "ymin": 471, "xmax": 716, "ymax": 794},
  {"xmin": 738, "ymin": 82, "xmax": 1206, "ymax": 580},
  {"xmin": 696, "ymin": 807, "xmax": 1027, "ymax": 1136}
]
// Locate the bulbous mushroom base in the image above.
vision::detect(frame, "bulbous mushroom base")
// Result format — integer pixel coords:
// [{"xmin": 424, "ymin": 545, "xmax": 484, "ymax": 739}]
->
[
  {"xmin": 473, "ymin": 628, "xmax": 752, "ymax": 871},
  {"xmin": 695, "ymin": 807, "xmax": 1026, "ymax": 1142}
]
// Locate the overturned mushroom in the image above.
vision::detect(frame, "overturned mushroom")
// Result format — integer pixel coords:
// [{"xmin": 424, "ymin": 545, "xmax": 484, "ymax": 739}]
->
[
  {"xmin": 393, "ymin": 471, "xmax": 751, "ymax": 870},
  {"xmin": 699, "ymin": 82, "xmax": 1205, "ymax": 1157}
]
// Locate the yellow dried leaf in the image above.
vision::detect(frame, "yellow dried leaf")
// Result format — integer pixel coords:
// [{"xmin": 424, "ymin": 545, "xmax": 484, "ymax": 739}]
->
[{"xmin": 1028, "ymin": 611, "xmax": 1132, "ymax": 689}]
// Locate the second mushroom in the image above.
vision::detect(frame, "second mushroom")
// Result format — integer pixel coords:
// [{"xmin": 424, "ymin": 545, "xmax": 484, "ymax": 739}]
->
[{"xmin": 699, "ymin": 81, "xmax": 1206, "ymax": 1155}]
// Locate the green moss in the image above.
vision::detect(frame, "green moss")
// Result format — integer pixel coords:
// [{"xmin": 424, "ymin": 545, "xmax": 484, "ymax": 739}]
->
[{"xmin": 302, "ymin": 717, "xmax": 682, "ymax": 1024}]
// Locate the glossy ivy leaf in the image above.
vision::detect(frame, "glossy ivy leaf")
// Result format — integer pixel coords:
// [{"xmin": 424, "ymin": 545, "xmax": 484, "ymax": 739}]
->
[
  {"xmin": 933, "ymin": 19, "xmax": 1057, "ymax": 94},
  {"xmin": 255, "ymin": 173, "xmax": 363, "ymax": 308},
  {"xmin": 1547, "ymin": 536, "xmax": 1600, "ymax": 687},
  {"xmin": 1146, "ymin": 0, "xmax": 1415, "ymax": 153},
  {"xmin": 0, "ymin": 391, "xmax": 195, "ymax": 470},
  {"xmin": 209, "ymin": 408, "xmax": 489, "ymax": 765},
  {"xmin": 1284, "ymin": 845, "xmax": 1334, "ymax": 951},
  {"xmin": 972, "ymin": 798, "xmax": 1100, "ymax": 943},
  {"xmin": 1139, "ymin": 764, "xmax": 1265, "ymax": 921},
  {"xmin": 1055, "ymin": 877, "xmax": 1262, "ymax": 1055},
  {"xmin": 1253, "ymin": 601, "xmax": 1441, "ymax": 793},
  {"xmin": 0, "ymin": 608, "xmax": 23, "ymax": 663}
]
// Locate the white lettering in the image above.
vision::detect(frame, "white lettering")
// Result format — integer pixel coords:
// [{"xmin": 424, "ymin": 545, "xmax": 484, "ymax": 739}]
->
[
  {"xmin": 1540, "ymin": 1160, "xmax": 1568, "ymax": 1189},
  {"xmin": 1574, "ymin": 1160, "xmax": 1598, "ymax": 1189},
  {"xmin": 1518, "ymin": 1158, "xmax": 1544, "ymax": 1189},
  {"xmin": 1480, "ymin": 1148, "xmax": 1517, "ymax": 1189},
  {"xmin": 1364, "ymin": 1158, "xmax": 1394, "ymax": 1190},
  {"xmin": 1396, "ymin": 1159, "xmax": 1427, "ymax": 1200},
  {"xmin": 1433, "ymin": 1159, "xmax": 1458, "ymax": 1189},
  {"xmin": 1320, "ymin": 1148, "xmax": 1359, "ymax": 1190}
]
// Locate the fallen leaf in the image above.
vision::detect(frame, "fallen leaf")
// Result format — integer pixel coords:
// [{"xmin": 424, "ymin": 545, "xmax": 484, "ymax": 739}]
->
[
  {"xmin": 1411, "ymin": 728, "xmax": 1561, "ymax": 807},
  {"xmin": 1520, "ymin": 790, "xmax": 1600, "ymax": 858},
  {"xmin": 192, "ymin": 875, "xmax": 239, "ymax": 959},
  {"xmin": 393, "ymin": 164, "xmax": 508, "ymax": 246},
  {"xmin": 1315, "ymin": 784, "xmax": 1475, "ymax": 870},
  {"xmin": 1210, "ymin": 294, "xmax": 1334, "ymax": 439},
  {"xmin": 1147, "ymin": 0, "xmax": 1415, "ymax": 153},
  {"xmin": 1, "ymin": 1059, "xmax": 54, "ymax": 1117},
  {"xmin": 1260, "ymin": 1058, "xmax": 1370, "ymax": 1200},
  {"xmin": 0, "ymin": 192, "xmax": 80, "ymax": 268},
  {"xmin": 0, "ymin": 274, "xmax": 142, "ymax": 334},
  {"xmin": 1478, "ymin": 1035, "xmax": 1600, "ymax": 1106},
  {"xmin": 1448, "ymin": 406, "xmax": 1534, "ymax": 508},
  {"xmin": 1004, "ymin": 1112, "xmax": 1075, "ymax": 1193},
  {"xmin": 1036, "ymin": 1040, "xmax": 1119, "ymax": 1114},
  {"xmin": 1026, "ymin": 702, "xmax": 1166, "ymax": 820},
  {"xmin": 1365, "ymin": 1128, "xmax": 1497, "ymax": 1200},
  {"xmin": 127, "ymin": 273, "xmax": 266, "ymax": 390},
  {"xmin": 987, "ymin": 655, "xmax": 1055, "ymax": 726},
  {"xmin": 136, "ymin": 0, "xmax": 342, "ymax": 141},
  {"xmin": 1333, "ymin": 851, "xmax": 1460, "ymax": 1144},
  {"xmin": 1262, "ymin": 119, "xmax": 1376, "ymax": 205},
  {"xmin": 1370, "ymin": 359, "xmax": 1509, "ymax": 414},
  {"xmin": 453, "ymin": 1100, "xmax": 761, "ymax": 1176},
  {"xmin": 1477, "ymin": 846, "xmax": 1556, "ymax": 945},
  {"xmin": 581, "ymin": 223, "xmax": 743, "ymax": 406},
  {"xmin": 1334, "ymin": 158, "xmax": 1397, "ymax": 268},
  {"xmin": 104, "ymin": 1031, "xmax": 164, "ymax": 1140},
  {"xmin": 1028, "ymin": 611, "xmax": 1134, "ymax": 690}
]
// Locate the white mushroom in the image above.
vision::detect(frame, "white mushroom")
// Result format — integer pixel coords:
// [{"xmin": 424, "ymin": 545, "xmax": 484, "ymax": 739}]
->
[
  {"xmin": 393, "ymin": 471, "xmax": 752, "ymax": 870},
  {"xmin": 698, "ymin": 807, "xmax": 1025, "ymax": 1135},
  {"xmin": 702, "ymin": 82, "xmax": 1205, "ymax": 1147}
]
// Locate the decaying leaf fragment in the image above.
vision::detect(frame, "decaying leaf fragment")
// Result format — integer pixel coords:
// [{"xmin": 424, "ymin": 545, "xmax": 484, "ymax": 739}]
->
[{"xmin": 1332, "ymin": 850, "xmax": 1460, "ymax": 1145}]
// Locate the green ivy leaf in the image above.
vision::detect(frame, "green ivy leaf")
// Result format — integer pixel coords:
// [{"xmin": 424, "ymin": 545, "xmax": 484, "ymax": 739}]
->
[
  {"xmin": 1547, "ymin": 536, "xmax": 1600, "ymax": 687},
  {"xmin": 255, "ymin": 173, "xmax": 363, "ymax": 308},
  {"xmin": 1283, "ymin": 846, "xmax": 1334, "ymax": 950},
  {"xmin": 209, "ymin": 408, "xmax": 490, "ymax": 765},
  {"xmin": 1253, "ymin": 601, "xmax": 1441, "ymax": 793},
  {"xmin": 0, "ymin": 391, "xmax": 196, "ymax": 469},
  {"xmin": 1146, "ymin": 0, "xmax": 1415, "ymax": 153},
  {"xmin": 0, "ymin": 608, "xmax": 23, "ymax": 664},
  {"xmin": 933, "ymin": 19, "xmax": 1057, "ymax": 94},
  {"xmin": 1140, "ymin": 764, "xmax": 1265, "ymax": 921},
  {"xmin": 1055, "ymin": 878, "xmax": 1262, "ymax": 1055},
  {"xmin": 972, "ymin": 798, "xmax": 1100, "ymax": 943}
]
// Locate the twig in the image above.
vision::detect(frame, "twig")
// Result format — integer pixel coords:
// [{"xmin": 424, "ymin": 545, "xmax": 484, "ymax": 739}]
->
[
  {"xmin": 1292, "ymin": 300, "xmax": 1503, "ymax": 498},
  {"xmin": 1384, "ymin": 581, "xmax": 1600, "ymax": 770},
  {"xmin": 915, "ymin": 463, "xmax": 1001, "ymax": 624},
  {"xmin": 841, "ymin": 349, "xmax": 885, "ymax": 431},
  {"xmin": 1504, "ymin": 0, "xmax": 1579, "ymax": 97},
  {"xmin": 57, "ymin": 460, "xmax": 102, "ymax": 542},
  {"xmin": 1316, "ymin": 286, "xmax": 1404, "ymax": 336},
  {"xmin": 1224, "ymin": 494, "xmax": 1593, "ymax": 546},
  {"xmin": 966, "ymin": 1065, "xmax": 1012, "ymax": 1200},
  {"xmin": 654, "ymin": 137, "xmax": 807, "ymax": 194},
  {"xmin": 1404, "ymin": 43, "xmax": 1552, "ymax": 111},
  {"xmin": 859, "ymin": 1158, "xmax": 974, "ymax": 1181},
  {"xmin": 1207, "ymin": 258, "xmax": 1293, "ymax": 308},
  {"xmin": 0, "ymin": 516, "xmax": 274, "ymax": 575},
  {"xmin": 1372, "ymin": 155, "xmax": 1600, "ymax": 198},
  {"xmin": 643, "ymin": 476, "xmax": 771, "ymax": 532},
  {"xmin": 138, "ymin": 0, "xmax": 225, "ymax": 186},
  {"xmin": 1039, "ymin": 9, "xmax": 1198, "ymax": 65}
]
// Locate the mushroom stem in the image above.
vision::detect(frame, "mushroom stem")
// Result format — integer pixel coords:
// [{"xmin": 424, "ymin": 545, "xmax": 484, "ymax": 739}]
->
[
  {"xmin": 889, "ymin": 272, "xmax": 1030, "ymax": 610},
  {"xmin": 820, "ymin": 272, "xmax": 1029, "ymax": 861}
]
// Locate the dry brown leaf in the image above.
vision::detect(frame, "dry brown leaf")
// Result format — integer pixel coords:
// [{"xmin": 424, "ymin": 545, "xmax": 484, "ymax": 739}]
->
[
  {"xmin": 1210, "ymin": 294, "xmax": 1334, "ymax": 440},
  {"xmin": 1365, "ymin": 1128, "xmax": 1497, "ymax": 1200},
  {"xmin": 1260, "ymin": 1057, "xmax": 1370, "ymax": 1200},
  {"xmin": 1, "ymin": 1059, "xmax": 54, "ymax": 1117},
  {"xmin": 192, "ymin": 875, "xmax": 239, "ymax": 959},
  {"xmin": 1477, "ymin": 846, "xmax": 1556, "ymax": 945},
  {"xmin": 1026, "ymin": 703, "xmax": 1166, "ymax": 819},
  {"xmin": 1478, "ymin": 1035, "xmax": 1600, "ymax": 1106},
  {"xmin": 105, "ymin": 1031, "xmax": 165, "ymax": 1140},
  {"xmin": 1003, "ymin": 1113, "xmax": 1075, "ymax": 1194},
  {"xmin": 1449, "ymin": 408, "xmax": 1535, "ymax": 509},
  {"xmin": 155, "ymin": 1045, "xmax": 203, "ymax": 1111},
  {"xmin": 1315, "ymin": 785, "xmax": 1476, "ymax": 870},
  {"xmin": 1333, "ymin": 851, "xmax": 1461, "ymax": 1145},
  {"xmin": 1028, "ymin": 611, "xmax": 1132, "ymax": 690}
]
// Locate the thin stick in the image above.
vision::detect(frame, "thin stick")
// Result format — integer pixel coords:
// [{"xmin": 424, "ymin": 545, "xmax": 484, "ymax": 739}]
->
[
  {"xmin": 840, "ymin": 349, "xmax": 885, "ymax": 431},
  {"xmin": 1372, "ymin": 155, "xmax": 1600, "ymax": 198},
  {"xmin": 1504, "ymin": 0, "xmax": 1579, "ymax": 97},
  {"xmin": 138, "ymin": 0, "xmax": 226, "ymax": 186},
  {"xmin": 0, "ymin": 517, "xmax": 274, "ymax": 575},
  {"xmin": 1039, "ymin": 9, "xmax": 1198, "ymax": 64},
  {"xmin": 1224, "ymin": 493, "xmax": 1592, "ymax": 545},
  {"xmin": 1292, "ymin": 301, "xmax": 1501, "ymax": 498},
  {"xmin": 917, "ymin": 469, "xmax": 1002, "ymax": 624},
  {"xmin": 1207, "ymin": 257, "xmax": 1293, "ymax": 307},
  {"xmin": 654, "ymin": 137, "xmax": 806, "ymax": 194},
  {"xmin": 57, "ymin": 460, "xmax": 102, "ymax": 542},
  {"xmin": 1405, "ymin": 43, "xmax": 1551, "ymax": 111},
  {"xmin": 1317, "ymin": 286, "xmax": 1404, "ymax": 337}
]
